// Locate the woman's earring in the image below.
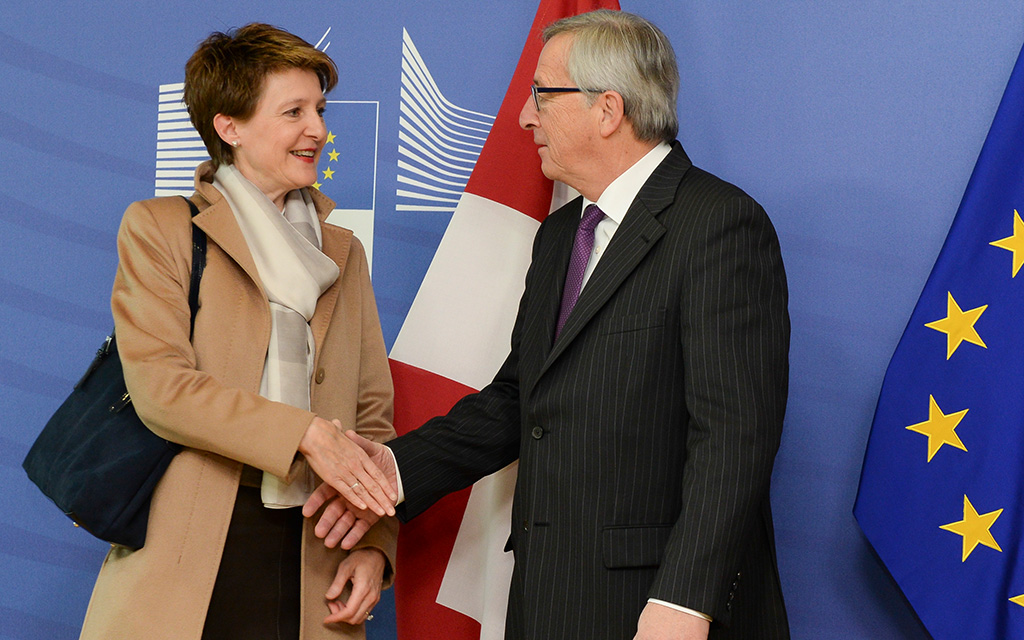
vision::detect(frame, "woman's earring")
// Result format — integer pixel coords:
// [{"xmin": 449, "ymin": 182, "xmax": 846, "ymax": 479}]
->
[{"xmin": 231, "ymin": 140, "xmax": 240, "ymax": 148}]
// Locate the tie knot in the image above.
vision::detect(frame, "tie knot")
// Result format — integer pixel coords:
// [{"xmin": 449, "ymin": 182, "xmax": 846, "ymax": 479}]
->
[{"xmin": 581, "ymin": 204, "xmax": 604, "ymax": 231}]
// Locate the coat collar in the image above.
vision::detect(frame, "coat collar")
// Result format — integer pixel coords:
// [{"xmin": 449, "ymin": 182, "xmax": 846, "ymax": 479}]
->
[{"xmin": 188, "ymin": 161, "xmax": 350, "ymax": 365}]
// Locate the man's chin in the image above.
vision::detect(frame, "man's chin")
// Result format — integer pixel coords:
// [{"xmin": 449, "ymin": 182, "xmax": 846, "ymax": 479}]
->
[{"xmin": 538, "ymin": 159, "xmax": 560, "ymax": 182}]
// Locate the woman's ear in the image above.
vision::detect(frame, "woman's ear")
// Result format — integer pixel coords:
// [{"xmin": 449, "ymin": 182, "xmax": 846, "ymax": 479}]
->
[{"xmin": 213, "ymin": 113, "xmax": 239, "ymax": 147}]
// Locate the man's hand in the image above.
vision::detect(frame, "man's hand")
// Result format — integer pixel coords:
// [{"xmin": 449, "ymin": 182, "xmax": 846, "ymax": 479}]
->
[
  {"xmin": 304, "ymin": 483, "xmax": 379, "ymax": 549},
  {"xmin": 298, "ymin": 417, "xmax": 397, "ymax": 517},
  {"xmin": 634, "ymin": 603, "xmax": 711, "ymax": 640},
  {"xmin": 303, "ymin": 429, "xmax": 399, "ymax": 549}
]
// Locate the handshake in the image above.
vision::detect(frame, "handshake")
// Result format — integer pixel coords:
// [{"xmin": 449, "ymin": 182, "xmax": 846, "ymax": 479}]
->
[{"xmin": 297, "ymin": 417, "xmax": 399, "ymax": 549}]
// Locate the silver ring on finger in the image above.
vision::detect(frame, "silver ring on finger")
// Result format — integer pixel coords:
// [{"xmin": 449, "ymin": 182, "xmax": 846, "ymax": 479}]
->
[
  {"xmin": 351, "ymin": 482, "xmax": 361, "ymax": 490},
  {"xmin": 365, "ymin": 612, "xmax": 374, "ymax": 621}
]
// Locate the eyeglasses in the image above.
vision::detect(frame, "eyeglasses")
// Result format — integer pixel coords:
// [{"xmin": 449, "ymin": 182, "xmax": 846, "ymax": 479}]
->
[{"xmin": 530, "ymin": 85, "xmax": 603, "ymax": 110}]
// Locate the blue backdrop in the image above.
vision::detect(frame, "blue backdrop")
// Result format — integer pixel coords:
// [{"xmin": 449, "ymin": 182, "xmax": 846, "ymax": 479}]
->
[{"xmin": 3, "ymin": 2, "xmax": 1022, "ymax": 638}]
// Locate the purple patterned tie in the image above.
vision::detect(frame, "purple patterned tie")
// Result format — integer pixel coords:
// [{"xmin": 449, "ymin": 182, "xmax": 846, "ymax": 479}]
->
[{"xmin": 555, "ymin": 204, "xmax": 604, "ymax": 338}]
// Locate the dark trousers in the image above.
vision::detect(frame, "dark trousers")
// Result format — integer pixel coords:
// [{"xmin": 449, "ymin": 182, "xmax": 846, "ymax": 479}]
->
[{"xmin": 202, "ymin": 485, "xmax": 302, "ymax": 640}]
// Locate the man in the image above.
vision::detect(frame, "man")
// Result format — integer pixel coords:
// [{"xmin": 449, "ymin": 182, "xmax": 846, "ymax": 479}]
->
[{"xmin": 309, "ymin": 10, "xmax": 790, "ymax": 639}]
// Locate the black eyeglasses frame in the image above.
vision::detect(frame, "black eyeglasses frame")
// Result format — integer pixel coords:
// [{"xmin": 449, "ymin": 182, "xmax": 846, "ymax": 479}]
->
[{"xmin": 530, "ymin": 85, "xmax": 604, "ymax": 110}]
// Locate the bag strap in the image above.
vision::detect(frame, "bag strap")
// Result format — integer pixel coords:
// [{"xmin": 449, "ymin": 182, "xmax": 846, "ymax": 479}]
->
[
  {"xmin": 182, "ymin": 196, "xmax": 207, "ymax": 340},
  {"xmin": 78, "ymin": 198, "xmax": 208, "ymax": 390}
]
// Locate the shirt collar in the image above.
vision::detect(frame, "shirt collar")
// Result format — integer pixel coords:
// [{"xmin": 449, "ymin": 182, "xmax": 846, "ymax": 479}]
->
[{"xmin": 582, "ymin": 142, "xmax": 673, "ymax": 223}]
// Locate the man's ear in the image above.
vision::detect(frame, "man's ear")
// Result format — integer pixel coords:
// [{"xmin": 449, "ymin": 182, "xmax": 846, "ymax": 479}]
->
[
  {"xmin": 213, "ymin": 113, "xmax": 239, "ymax": 146},
  {"xmin": 596, "ymin": 90, "xmax": 626, "ymax": 138}
]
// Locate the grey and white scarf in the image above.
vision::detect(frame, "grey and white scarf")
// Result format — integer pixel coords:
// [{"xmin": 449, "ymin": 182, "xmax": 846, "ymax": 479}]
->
[{"xmin": 213, "ymin": 164, "xmax": 339, "ymax": 508}]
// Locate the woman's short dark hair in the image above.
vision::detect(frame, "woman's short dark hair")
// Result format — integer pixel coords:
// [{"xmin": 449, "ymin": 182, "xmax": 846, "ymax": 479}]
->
[{"xmin": 183, "ymin": 23, "xmax": 338, "ymax": 168}]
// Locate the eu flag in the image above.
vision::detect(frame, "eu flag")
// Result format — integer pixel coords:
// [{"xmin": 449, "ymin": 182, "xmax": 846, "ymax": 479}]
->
[
  {"xmin": 855, "ymin": 42, "xmax": 1024, "ymax": 639},
  {"xmin": 315, "ymin": 100, "xmax": 377, "ymax": 210}
]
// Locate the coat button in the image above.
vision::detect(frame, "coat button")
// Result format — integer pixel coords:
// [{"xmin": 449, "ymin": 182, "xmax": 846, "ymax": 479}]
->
[
  {"xmin": 531, "ymin": 426, "xmax": 543, "ymax": 439},
  {"xmin": 315, "ymin": 368, "xmax": 326, "ymax": 384}
]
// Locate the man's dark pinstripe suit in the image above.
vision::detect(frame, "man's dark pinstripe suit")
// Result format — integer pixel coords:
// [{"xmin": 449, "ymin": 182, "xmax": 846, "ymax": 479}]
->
[{"xmin": 389, "ymin": 142, "xmax": 790, "ymax": 639}]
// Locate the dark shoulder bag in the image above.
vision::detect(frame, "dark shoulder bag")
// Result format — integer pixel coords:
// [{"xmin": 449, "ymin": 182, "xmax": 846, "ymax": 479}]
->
[{"xmin": 23, "ymin": 196, "xmax": 206, "ymax": 550}]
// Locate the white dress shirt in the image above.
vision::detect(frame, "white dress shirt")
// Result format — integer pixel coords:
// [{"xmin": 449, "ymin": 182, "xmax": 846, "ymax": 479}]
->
[{"xmin": 579, "ymin": 142, "xmax": 671, "ymax": 289}]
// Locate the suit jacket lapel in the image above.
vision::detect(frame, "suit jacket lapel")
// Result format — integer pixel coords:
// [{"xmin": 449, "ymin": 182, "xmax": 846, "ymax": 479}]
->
[
  {"xmin": 515, "ymin": 204, "xmax": 578, "ymax": 399},
  {"xmin": 538, "ymin": 144, "xmax": 691, "ymax": 374},
  {"xmin": 535, "ymin": 204, "xmax": 583, "ymax": 352}
]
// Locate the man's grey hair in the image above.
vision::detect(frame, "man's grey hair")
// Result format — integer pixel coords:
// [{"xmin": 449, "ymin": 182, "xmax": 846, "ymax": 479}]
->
[{"xmin": 543, "ymin": 10, "xmax": 679, "ymax": 143}]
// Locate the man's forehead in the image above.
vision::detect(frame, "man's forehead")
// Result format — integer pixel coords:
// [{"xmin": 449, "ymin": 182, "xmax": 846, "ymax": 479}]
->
[{"xmin": 535, "ymin": 34, "xmax": 572, "ymax": 84}]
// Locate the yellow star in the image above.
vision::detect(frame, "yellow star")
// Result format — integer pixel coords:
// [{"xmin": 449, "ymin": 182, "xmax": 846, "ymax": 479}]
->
[
  {"xmin": 326, "ymin": 131, "xmax": 336, "ymax": 144},
  {"xmin": 328, "ymin": 149, "xmax": 340, "ymax": 162},
  {"xmin": 322, "ymin": 167, "xmax": 335, "ymax": 180},
  {"xmin": 312, "ymin": 181, "xmax": 322, "ymax": 190},
  {"xmin": 905, "ymin": 395, "xmax": 967, "ymax": 462},
  {"xmin": 990, "ymin": 209, "xmax": 1024, "ymax": 277},
  {"xmin": 924, "ymin": 292, "xmax": 987, "ymax": 359},
  {"xmin": 940, "ymin": 495, "xmax": 1002, "ymax": 562},
  {"xmin": 1011, "ymin": 594, "xmax": 1024, "ymax": 608}
]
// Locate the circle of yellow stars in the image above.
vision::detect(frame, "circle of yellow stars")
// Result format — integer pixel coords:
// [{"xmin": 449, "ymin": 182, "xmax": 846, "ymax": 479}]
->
[
  {"xmin": 909, "ymin": 207, "xmax": 1024, "ymax": 608},
  {"xmin": 312, "ymin": 131, "xmax": 339, "ymax": 190}
]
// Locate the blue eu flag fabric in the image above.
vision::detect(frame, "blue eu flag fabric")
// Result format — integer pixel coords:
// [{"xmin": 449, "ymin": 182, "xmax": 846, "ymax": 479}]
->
[{"xmin": 855, "ymin": 42, "xmax": 1024, "ymax": 640}]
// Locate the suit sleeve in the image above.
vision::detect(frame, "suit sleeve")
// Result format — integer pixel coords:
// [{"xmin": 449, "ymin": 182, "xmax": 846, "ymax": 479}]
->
[
  {"xmin": 648, "ymin": 194, "xmax": 789, "ymax": 621},
  {"xmin": 388, "ymin": 218, "xmax": 556, "ymax": 521}
]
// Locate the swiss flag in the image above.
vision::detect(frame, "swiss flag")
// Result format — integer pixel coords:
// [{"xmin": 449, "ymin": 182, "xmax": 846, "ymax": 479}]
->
[{"xmin": 388, "ymin": 0, "xmax": 620, "ymax": 638}]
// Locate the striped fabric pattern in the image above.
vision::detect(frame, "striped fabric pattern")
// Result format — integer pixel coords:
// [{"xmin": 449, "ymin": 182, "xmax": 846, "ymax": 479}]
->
[{"xmin": 390, "ymin": 143, "xmax": 791, "ymax": 639}]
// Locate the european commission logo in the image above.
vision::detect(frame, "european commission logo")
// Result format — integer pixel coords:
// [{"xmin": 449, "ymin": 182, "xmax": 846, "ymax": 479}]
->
[{"xmin": 150, "ymin": 28, "xmax": 494, "ymax": 272}]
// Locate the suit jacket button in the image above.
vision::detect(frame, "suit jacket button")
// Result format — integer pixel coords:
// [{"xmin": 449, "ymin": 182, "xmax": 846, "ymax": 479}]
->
[
  {"xmin": 315, "ymin": 368, "xmax": 326, "ymax": 384},
  {"xmin": 531, "ymin": 426, "xmax": 543, "ymax": 439}
]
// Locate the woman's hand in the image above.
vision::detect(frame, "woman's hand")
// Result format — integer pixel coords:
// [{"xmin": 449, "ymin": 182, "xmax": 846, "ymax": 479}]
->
[
  {"xmin": 324, "ymin": 548, "xmax": 387, "ymax": 626},
  {"xmin": 298, "ymin": 417, "xmax": 396, "ymax": 517},
  {"xmin": 303, "ymin": 428, "xmax": 398, "ymax": 548}
]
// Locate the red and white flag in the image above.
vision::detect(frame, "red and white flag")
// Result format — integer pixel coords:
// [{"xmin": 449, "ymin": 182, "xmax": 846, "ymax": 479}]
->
[{"xmin": 388, "ymin": 0, "xmax": 620, "ymax": 638}]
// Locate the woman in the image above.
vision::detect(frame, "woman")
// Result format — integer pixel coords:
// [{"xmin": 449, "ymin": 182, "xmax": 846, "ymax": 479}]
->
[{"xmin": 79, "ymin": 24, "xmax": 397, "ymax": 640}]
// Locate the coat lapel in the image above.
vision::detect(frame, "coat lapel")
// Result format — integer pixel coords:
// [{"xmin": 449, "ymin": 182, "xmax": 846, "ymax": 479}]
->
[
  {"xmin": 304, "ymin": 188, "xmax": 347, "ymax": 369},
  {"xmin": 191, "ymin": 175, "xmax": 346, "ymax": 369},
  {"xmin": 536, "ymin": 144, "xmax": 691, "ymax": 376},
  {"xmin": 191, "ymin": 195, "xmax": 264, "ymax": 299},
  {"xmin": 311, "ymin": 221, "xmax": 351, "ymax": 369}
]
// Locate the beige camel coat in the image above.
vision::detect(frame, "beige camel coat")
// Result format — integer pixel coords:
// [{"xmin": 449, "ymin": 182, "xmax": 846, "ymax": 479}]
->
[{"xmin": 79, "ymin": 163, "xmax": 398, "ymax": 640}]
